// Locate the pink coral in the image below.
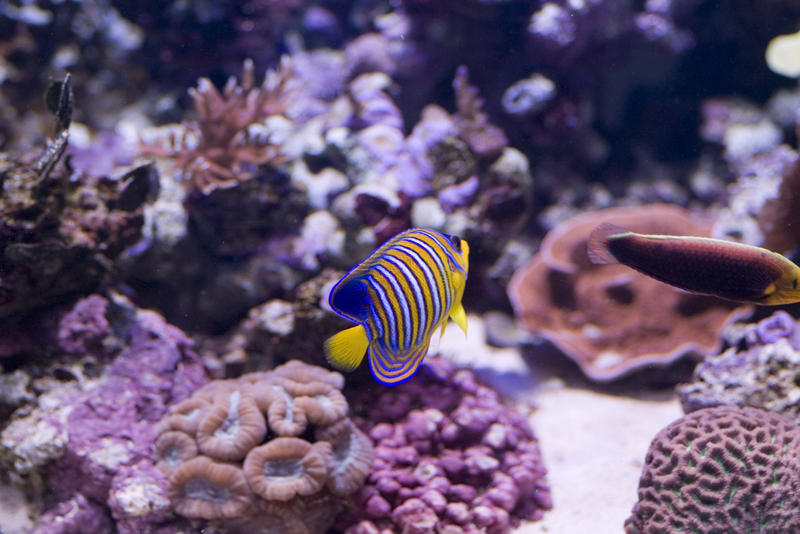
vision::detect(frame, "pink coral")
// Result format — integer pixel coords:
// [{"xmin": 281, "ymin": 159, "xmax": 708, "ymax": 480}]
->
[
  {"xmin": 508, "ymin": 204, "xmax": 752, "ymax": 381},
  {"xmin": 143, "ymin": 58, "xmax": 292, "ymax": 194}
]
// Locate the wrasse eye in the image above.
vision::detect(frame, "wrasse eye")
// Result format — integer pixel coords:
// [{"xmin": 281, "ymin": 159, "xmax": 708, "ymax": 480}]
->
[
  {"xmin": 794, "ymin": 278, "xmax": 798, "ymax": 289},
  {"xmin": 446, "ymin": 233, "xmax": 462, "ymax": 251}
]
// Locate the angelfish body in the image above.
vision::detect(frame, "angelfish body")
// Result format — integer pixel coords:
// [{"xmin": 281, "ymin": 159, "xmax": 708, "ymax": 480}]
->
[
  {"xmin": 324, "ymin": 228, "xmax": 469, "ymax": 385},
  {"xmin": 587, "ymin": 223, "xmax": 800, "ymax": 305}
]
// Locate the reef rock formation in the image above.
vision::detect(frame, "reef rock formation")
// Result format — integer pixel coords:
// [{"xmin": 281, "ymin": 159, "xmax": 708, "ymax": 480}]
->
[
  {"xmin": 154, "ymin": 360, "xmax": 373, "ymax": 534},
  {"xmin": 679, "ymin": 310, "xmax": 800, "ymax": 420},
  {"xmin": 625, "ymin": 405, "xmax": 800, "ymax": 534},
  {"xmin": 508, "ymin": 204, "xmax": 752, "ymax": 381},
  {"xmin": 0, "ymin": 77, "xmax": 153, "ymax": 323},
  {"xmin": 0, "ymin": 294, "xmax": 206, "ymax": 534}
]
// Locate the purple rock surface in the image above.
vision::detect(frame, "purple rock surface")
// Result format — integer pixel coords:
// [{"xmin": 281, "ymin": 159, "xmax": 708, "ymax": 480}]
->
[{"xmin": 339, "ymin": 357, "xmax": 551, "ymax": 533}]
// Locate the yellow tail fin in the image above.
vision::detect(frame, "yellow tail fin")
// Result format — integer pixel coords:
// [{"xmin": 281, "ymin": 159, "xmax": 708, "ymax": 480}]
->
[
  {"xmin": 323, "ymin": 325, "xmax": 369, "ymax": 372},
  {"xmin": 450, "ymin": 303, "xmax": 468, "ymax": 335}
]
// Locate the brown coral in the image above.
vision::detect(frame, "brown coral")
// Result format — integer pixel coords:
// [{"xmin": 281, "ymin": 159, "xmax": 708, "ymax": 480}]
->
[
  {"xmin": 317, "ymin": 419, "xmax": 374, "ymax": 496},
  {"xmin": 156, "ymin": 397, "xmax": 209, "ymax": 435},
  {"xmin": 168, "ymin": 456, "xmax": 253, "ymax": 519},
  {"xmin": 243, "ymin": 437, "xmax": 331, "ymax": 501},
  {"xmin": 508, "ymin": 204, "xmax": 752, "ymax": 381},
  {"xmin": 154, "ymin": 360, "xmax": 373, "ymax": 530},
  {"xmin": 625, "ymin": 405, "xmax": 800, "ymax": 534},
  {"xmin": 196, "ymin": 391, "xmax": 266, "ymax": 461},
  {"xmin": 153, "ymin": 431, "xmax": 198, "ymax": 475}
]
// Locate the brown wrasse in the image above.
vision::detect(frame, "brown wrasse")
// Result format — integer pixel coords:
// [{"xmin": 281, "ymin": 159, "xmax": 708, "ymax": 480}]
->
[{"xmin": 587, "ymin": 223, "xmax": 800, "ymax": 305}]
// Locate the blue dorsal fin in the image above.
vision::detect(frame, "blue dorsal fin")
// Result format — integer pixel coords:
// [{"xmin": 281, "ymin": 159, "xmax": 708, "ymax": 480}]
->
[{"xmin": 329, "ymin": 275, "xmax": 370, "ymax": 322}]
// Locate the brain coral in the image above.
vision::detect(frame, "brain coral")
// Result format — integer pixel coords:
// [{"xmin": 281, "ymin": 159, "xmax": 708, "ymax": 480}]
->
[
  {"xmin": 153, "ymin": 360, "xmax": 373, "ymax": 533},
  {"xmin": 508, "ymin": 204, "xmax": 752, "ymax": 381},
  {"xmin": 625, "ymin": 405, "xmax": 800, "ymax": 534}
]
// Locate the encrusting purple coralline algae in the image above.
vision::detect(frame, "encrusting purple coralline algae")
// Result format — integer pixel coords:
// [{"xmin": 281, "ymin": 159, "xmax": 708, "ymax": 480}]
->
[
  {"xmin": 678, "ymin": 310, "xmax": 800, "ymax": 421},
  {"xmin": 337, "ymin": 356, "xmax": 551, "ymax": 534},
  {"xmin": 0, "ymin": 293, "xmax": 208, "ymax": 534}
]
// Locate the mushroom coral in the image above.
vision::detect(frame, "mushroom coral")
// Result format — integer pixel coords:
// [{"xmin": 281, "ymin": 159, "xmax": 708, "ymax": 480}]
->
[
  {"xmin": 625, "ymin": 405, "xmax": 800, "ymax": 534},
  {"xmin": 508, "ymin": 204, "xmax": 752, "ymax": 381},
  {"xmin": 153, "ymin": 359, "xmax": 373, "ymax": 533}
]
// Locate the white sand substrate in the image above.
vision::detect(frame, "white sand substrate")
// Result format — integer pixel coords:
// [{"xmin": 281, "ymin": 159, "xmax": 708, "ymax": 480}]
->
[{"xmin": 438, "ymin": 315, "xmax": 684, "ymax": 534}]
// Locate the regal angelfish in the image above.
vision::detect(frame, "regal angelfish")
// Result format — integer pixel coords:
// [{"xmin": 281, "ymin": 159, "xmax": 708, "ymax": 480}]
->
[{"xmin": 324, "ymin": 228, "xmax": 470, "ymax": 385}]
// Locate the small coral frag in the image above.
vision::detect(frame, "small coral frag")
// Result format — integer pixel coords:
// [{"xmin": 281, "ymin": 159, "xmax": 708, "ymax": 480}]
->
[{"xmin": 625, "ymin": 405, "xmax": 800, "ymax": 534}]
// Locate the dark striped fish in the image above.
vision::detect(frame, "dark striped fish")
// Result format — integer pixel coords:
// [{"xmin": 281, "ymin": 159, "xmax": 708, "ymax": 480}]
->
[
  {"xmin": 324, "ymin": 228, "xmax": 469, "ymax": 385},
  {"xmin": 588, "ymin": 223, "xmax": 800, "ymax": 305}
]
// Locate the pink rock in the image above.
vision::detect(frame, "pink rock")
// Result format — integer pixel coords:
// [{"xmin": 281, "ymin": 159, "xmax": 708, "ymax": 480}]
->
[
  {"xmin": 421, "ymin": 489, "xmax": 447, "ymax": 512},
  {"xmin": 392, "ymin": 498, "xmax": 438, "ymax": 534},
  {"xmin": 367, "ymin": 495, "xmax": 392, "ymax": 518},
  {"xmin": 445, "ymin": 502, "xmax": 470, "ymax": 524}
]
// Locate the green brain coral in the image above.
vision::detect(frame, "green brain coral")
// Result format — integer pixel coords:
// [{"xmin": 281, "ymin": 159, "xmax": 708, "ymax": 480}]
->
[{"xmin": 625, "ymin": 405, "xmax": 800, "ymax": 534}]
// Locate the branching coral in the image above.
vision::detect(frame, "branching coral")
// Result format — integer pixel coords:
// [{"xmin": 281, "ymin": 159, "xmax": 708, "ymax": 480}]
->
[
  {"xmin": 143, "ymin": 58, "xmax": 294, "ymax": 194},
  {"xmin": 625, "ymin": 405, "xmax": 800, "ymax": 534},
  {"xmin": 452, "ymin": 65, "xmax": 508, "ymax": 159},
  {"xmin": 154, "ymin": 359, "xmax": 372, "ymax": 533},
  {"xmin": 508, "ymin": 204, "xmax": 752, "ymax": 381}
]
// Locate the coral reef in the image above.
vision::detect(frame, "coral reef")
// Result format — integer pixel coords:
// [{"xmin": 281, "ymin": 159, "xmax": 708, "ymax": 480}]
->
[
  {"xmin": 153, "ymin": 360, "xmax": 373, "ymax": 533},
  {"xmin": 143, "ymin": 58, "xmax": 293, "ymax": 195},
  {"xmin": 0, "ymin": 78, "xmax": 152, "ymax": 323},
  {"xmin": 339, "ymin": 356, "xmax": 551, "ymax": 534},
  {"xmin": 202, "ymin": 269, "xmax": 345, "ymax": 375},
  {"xmin": 706, "ymin": 105, "xmax": 800, "ymax": 251},
  {"xmin": 678, "ymin": 310, "xmax": 800, "ymax": 420},
  {"xmin": 508, "ymin": 204, "xmax": 752, "ymax": 381},
  {"xmin": 1, "ymin": 293, "xmax": 206, "ymax": 534},
  {"xmin": 625, "ymin": 405, "xmax": 800, "ymax": 534},
  {"xmin": 7, "ymin": 0, "xmax": 800, "ymax": 532}
]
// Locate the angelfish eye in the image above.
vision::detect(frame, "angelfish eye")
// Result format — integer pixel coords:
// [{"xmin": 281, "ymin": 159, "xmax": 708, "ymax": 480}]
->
[{"xmin": 447, "ymin": 233, "xmax": 462, "ymax": 251}]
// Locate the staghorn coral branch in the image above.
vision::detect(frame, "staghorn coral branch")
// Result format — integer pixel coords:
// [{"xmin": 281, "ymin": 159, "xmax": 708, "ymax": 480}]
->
[{"xmin": 143, "ymin": 57, "xmax": 295, "ymax": 194}]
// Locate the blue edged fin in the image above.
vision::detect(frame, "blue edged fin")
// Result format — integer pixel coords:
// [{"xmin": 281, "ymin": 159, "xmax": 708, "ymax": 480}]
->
[
  {"xmin": 324, "ymin": 325, "xmax": 369, "ymax": 372},
  {"xmin": 328, "ymin": 277, "xmax": 370, "ymax": 323},
  {"xmin": 587, "ymin": 223, "xmax": 628, "ymax": 265},
  {"xmin": 368, "ymin": 340, "xmax": 430, "ymax": 386}
]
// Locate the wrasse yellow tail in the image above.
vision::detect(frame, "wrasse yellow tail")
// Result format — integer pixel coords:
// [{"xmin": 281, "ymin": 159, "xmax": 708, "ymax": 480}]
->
[{"xmin": 324, "ymin": 325, "xmax": 369, "ymax": 372}]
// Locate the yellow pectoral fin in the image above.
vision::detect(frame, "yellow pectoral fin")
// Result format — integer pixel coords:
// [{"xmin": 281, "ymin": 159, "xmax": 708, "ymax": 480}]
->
[
  {"xmin": 323, "ymin": 325, "xmax": 368, "ymax": 372},
  {"xmin": 450, "ymin": 303, "xmax": 467, "ymax": 335}
]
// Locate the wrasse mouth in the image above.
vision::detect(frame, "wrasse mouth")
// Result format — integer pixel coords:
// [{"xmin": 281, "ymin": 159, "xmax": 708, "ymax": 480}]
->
[{"xmin": 767, "ymin": 290, "xmax": 800, "ymax": 305}]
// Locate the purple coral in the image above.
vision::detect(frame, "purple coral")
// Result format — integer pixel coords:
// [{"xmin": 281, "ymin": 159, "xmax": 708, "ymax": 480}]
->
[
  {"xmin": 754, "ymin": 310, "xmax": 800, "ymax": 347},
  {"xmin": 339, "ymin": 357, "xmax": 551, "ymax": 533},
  {"xmin": 678, "ymin": 310, "xmax": 800, "ymax": 420},
  {"xmin": 2, "ymin": 295, "xmax": 207, "ymax": 534},
  {"xmin": 625, "ymin": 405, "xmax": 800, "ymax": 534}
]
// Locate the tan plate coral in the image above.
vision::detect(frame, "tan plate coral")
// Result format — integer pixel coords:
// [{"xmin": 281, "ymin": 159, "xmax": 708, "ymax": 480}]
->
[
  {"xmin": 508, "ymin": 204, "xmax": 753, "ymax": 381},
  {"xmin": 153, "ymin": 360, "xmax": 373, "ymax": 533}
]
